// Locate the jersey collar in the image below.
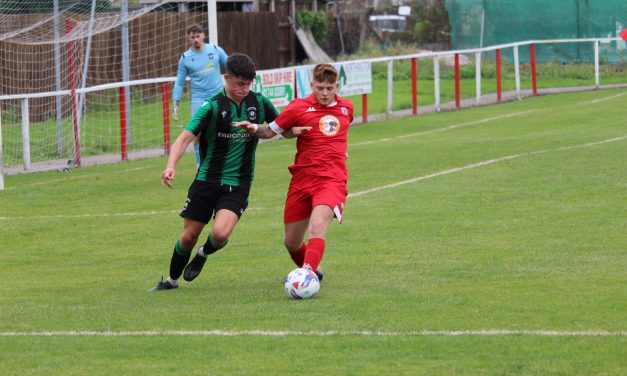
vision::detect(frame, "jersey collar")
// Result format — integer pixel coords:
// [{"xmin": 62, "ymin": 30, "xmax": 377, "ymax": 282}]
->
[{"xmin": 306, "ymin": 93, "xmax": 337, "ymax": 107}]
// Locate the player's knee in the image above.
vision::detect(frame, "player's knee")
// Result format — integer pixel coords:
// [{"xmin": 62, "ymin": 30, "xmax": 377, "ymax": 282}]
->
[
  {"xmin": 283, "ymin": 239, "xmax": 301, "ymax": 252},
  {"xmin": 308, "ymin": 221, "xmax": 328, "ymax": 239},
  {"xmin": 180, "ymin": 232, "xmax": 200, "ymax": 249},
  {"xmin": 211, "ymin": 231, "xmax": 229, "ymax": 245}
]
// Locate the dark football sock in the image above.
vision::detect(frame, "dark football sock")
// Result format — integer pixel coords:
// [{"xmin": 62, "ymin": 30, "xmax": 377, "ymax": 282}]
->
[
  {"xmin": 200, "ymin": 233, "xmax": 227, "ymax": 257},
  {"xmin": 289, "ymin": 243, "xmax": 307, "ymax": 267},
  {"xmin": 169, "ymin": 240, "xmax": 192, "ymax": 280}
]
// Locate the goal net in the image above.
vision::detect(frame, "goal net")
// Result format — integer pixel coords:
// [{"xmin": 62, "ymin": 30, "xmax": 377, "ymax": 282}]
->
[
  {"xmin": 0, "ymin": 0, "xmax": 211, "ymax": 175},
  {"xmin": 445, "ymin": 0, "xmax": 627, "ymax": 63}
]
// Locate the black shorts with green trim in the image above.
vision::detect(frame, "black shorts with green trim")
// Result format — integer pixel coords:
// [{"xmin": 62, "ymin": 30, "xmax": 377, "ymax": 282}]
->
[{"xmin": 179, "ymin": 180, "xmax": 249, "ymax": 224}]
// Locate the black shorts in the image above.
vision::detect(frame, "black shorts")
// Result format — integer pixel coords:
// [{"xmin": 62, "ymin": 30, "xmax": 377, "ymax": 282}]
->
[{"xmin": 179, "ymin": 180, "xmax": 249, "ymax": 224}]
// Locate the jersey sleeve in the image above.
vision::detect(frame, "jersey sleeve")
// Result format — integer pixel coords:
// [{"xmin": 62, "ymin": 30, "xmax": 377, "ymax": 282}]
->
[
  {"xmin": 346, "ymin": 101, "xmax": 355, "ymax": 124},
  {"xmin": 260, "ymin": 95, "xmax": 279, "ymax": 124},
  {"xmin": 268, "ymin": 100, "xmax": 301, "ymax": 134},
  {"xmin": 217, "ymin": 46, "xmax": 228, "ymax": 68},
  {"xmin": 172, "ymin": 54, "xmax": 187, "ymax": 102}
]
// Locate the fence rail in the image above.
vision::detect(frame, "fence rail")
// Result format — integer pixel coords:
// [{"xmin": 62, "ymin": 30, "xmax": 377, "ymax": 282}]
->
[{"xmin": 1, "ymin": 37, "xmax": 626, "ymax": 188}]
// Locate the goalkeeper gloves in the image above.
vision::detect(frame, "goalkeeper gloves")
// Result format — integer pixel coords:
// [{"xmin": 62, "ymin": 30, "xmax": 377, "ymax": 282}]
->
[{"xmin": 172, "ymin": 101, "xmax": 179, "ymax": 121}]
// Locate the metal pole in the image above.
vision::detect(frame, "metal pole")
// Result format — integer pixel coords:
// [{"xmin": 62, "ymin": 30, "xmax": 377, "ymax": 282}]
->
[
  {"xmin": 475, "ymin": 52, "xmax": 482, "ymax": 104},
  {"xmin": 66, "ymin": 19, "xmax": 81, "ymax": 167},
  {"xmin": 576, "ymin": 0, "xmax": 581, "ymax": 60},
  {"xmin": 119, "ymin": 87, "xmax": 128, "ymax": 161},
  {"xmin": 207, "ymin": 0, "xmax": 218, "ymax": 44},
  {"xmin": 514, "ymin": 45, "xmax": 521, "ymax": 99},
  {"xmin": 411, "ymin": 57, "xmax": 417, "ymax": 115},
  {"xmin": 120, "ymin": 0, "xmax": 131, "ymax": 144},
  {"xmin": 479, "ymin": 6, "xmax": 485, "ymax": 48},
  {"xmin": 594, "ymin": 40, "xmax": 600, "ymax": 87},
  {"xmin": 53, "ymin": 0, "xmax": 63, "ymax": 157},
  {"xmin": 434, "ymin": 57, "xmax": 440, "ymax": 112},
  {"xmin": 496, "ymin": 48, "xmax": 502, "ymax": 102},
  {"xmin": 530, "ymin": 44, "xmax": 537, "ymax": 96},
  {"xmin": 454, "ymin": 53, "xmax": 460, "ymax": 108},
  {"xmin": 162, "ymin": 83, "xmax": 171, "ymax": 155},
  {"xmin": 77, "ymin": 0, "xmax": 97, "ymax": 131},
  {"xmin": 387, "ymin": 60, "xmax": 393, "ymax": 116},
  {"xmin": 0, "ymin": 109, "xmax": 4, "ymax": 190},
  {"xmin": 21, "ymin": 99, "xmax": 31, "ymax": 171}
]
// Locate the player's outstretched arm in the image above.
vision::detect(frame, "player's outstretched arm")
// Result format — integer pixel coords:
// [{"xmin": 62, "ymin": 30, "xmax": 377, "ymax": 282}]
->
[
  {"xmin": 284, "ymin": 126, "xmax": 312, "ymax": 138},
  {"xmin": 233, "ymin": 121, "xmax": 277, "ymax": 139},
  {"xmin": 234, "ymin": 121, "xmax": 311, "ymax": 139},
  {"xmin": 161, "ymin": 130, "xmax": 196, "ymax": 188}
]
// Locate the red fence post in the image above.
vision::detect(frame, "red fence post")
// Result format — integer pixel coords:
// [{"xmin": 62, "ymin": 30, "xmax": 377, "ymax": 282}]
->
[
  {"xmin": 162, "ymin": 83, "xmax": 171, "ymax": 155},
  {"xmin": 119, "ymin": 87, "xmax": 128, "ymax": 161},
  {"xmin": 65, "ymin": 19, "xmax": 81, "ymax": 167},
  {"xmin": 496, "ymin": 48, "xmax": 502, "ymax": 103},
  {"xmin": 411, "ymin": 57, "xmax": 418, "ymax": 115},
  {"xmin": 530, "ymin": 44, "xmax": 537, "ymax": 96},
  {"xmin": 454, "ymin": 53, "xmax": 461, "ymax": 108},
  {"xmin": 362, "ymin": 94, "xmax": 368, "ymax": 123}
]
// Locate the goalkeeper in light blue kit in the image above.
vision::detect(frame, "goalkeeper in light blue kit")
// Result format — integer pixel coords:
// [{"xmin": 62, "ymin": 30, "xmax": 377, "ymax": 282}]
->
[{"xmin": 172, "ymin": 24, "xmax": 228, "ymax": 166}]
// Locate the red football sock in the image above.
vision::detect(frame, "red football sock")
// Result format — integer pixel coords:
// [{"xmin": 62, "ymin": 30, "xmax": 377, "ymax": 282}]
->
[
  {"xmin": 303, "ymin": 237, "xmax": 325, "ymax": 271},
  {"xmin": 289, "ymin": 243, "xmax": 306, "ymax": 267}
]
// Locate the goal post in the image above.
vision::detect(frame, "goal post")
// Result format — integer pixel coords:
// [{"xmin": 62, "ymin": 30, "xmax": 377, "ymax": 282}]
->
[
  {"xmin": 0, "ymin": 109, "xmax": 4, "ymax": 190},
  {"xmin": 0, "ymin": 1, "xmax": 220, "ymax": 172}
]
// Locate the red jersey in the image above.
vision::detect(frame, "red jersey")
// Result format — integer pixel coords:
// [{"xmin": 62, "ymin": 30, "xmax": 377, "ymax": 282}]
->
[{"xmin": 269, "ymin": 94, "xmax": 354, "ymax": 181}]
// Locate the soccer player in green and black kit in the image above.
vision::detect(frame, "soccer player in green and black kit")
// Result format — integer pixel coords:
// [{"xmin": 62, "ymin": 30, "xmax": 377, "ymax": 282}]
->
[{"xmin": 150, "ymin": 53, "xmax": 278, "ymax": 291}]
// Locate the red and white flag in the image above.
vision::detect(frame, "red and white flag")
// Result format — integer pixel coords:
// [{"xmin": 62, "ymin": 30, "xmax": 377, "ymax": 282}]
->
[{"xmin": 620, "ymin": 28, "xmax": 627, "ymax": 41}]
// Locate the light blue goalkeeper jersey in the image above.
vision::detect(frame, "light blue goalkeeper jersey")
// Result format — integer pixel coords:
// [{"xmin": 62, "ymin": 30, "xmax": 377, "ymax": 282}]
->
[{"xmin": 172, "ymin": 43, "xmax": 227, "ymax": 104}]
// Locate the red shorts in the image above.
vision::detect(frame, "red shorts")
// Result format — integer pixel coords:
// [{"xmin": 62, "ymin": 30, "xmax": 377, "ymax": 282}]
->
[{"xmin": 284, "ymin": 172, "xmax": 348, "ymax": 224}]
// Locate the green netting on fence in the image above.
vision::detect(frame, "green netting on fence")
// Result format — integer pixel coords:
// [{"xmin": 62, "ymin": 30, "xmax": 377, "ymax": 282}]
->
[{"xmin": 444, "ymin": 0, "xmax": 627, "ymax": 63}]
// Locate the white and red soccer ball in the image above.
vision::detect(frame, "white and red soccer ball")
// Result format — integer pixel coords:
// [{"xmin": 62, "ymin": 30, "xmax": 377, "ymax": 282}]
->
[{"xmin": 284, "ymin": 268, "xmax": 320, "ymax": 299}]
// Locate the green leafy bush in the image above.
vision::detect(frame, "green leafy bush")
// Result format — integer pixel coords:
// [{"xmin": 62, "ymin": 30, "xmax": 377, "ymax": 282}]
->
[{"xmin": 296, "ymin": 11, "xmax": 328, "ymax": 45}]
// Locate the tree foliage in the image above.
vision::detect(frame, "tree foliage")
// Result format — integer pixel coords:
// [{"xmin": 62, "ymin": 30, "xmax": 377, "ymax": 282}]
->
[{"xmin": 296, "ymin": 10, "xmax": 329, "ymax": 45}]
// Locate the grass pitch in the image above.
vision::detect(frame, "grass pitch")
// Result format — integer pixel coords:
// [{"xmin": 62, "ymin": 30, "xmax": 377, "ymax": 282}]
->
[{"xmin": 1, "ymin": 89, "xmax": 626, "ymax": 375}]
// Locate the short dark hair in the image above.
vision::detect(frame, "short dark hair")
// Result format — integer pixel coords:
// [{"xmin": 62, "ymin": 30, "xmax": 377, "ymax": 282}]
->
[
  {"xmin": 186, "ymin": 24, "xmax": 204, "ymax": 34},
  {"xmin": 226, "ymin": 53, "xmax": 256, "ymax": 81}
]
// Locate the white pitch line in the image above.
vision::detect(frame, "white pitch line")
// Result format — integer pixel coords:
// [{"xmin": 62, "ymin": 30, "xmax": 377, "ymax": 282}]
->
[
  {"xmin": 0, "ymin": 167, "xmax": 151, "ymax": 191},
  {"xmin": 0, "ymin": 207, "xmax": 268, "ymax": 221},
  {"xmin": 0, "ymin": 210, "xmax": 180, "ymax": 221},
  {"xmin": 3, "ymin": 135, "xmax": 625, "ymax": 221},
  {"xmin": 351, "ymin": 110, "xmax": 537, "ymax": 147},
  {"xmin": 23, "ymin": 166, "xmax": 149, "ymax": 188},
  {"xmin": 348, "ymin": 135, "xmax": 627, "ymax": 199},
  {"xmin": 0, "ymin": 329, "xmax": 624, "ymax": 337},
  {"xmin": 586, "ymin": 91, "xmax": 627, "ymax": 104}
]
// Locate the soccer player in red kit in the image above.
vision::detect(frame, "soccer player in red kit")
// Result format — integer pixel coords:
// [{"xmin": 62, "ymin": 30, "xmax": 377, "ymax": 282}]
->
[{"xmin": 235, "ymin": 63, "xmax": 354, "ymax": 281}]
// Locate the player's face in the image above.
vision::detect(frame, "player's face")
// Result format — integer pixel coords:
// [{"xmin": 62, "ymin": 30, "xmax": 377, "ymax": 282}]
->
[
  {"xmin": 187, "ymin": 32, "xmax": 205, "ymax": 51},
  {"xmin": 311, "ymin": 80, "xmax": 339, "ymax": 106},
  {"xmin": 225, "ymin": 74, "xmax": 252, "ymax": 104}
]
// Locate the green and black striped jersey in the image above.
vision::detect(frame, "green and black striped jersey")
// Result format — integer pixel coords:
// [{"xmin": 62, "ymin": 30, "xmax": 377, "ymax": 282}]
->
[{"xmin": 185, "ymin": 90, "xmax": 278, "ymax": 188}]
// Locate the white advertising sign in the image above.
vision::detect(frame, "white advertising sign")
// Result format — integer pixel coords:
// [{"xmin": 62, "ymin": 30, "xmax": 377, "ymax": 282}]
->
[{"xmin": 296, "ymin": 62, "xmax": 372, "ymax": 98}]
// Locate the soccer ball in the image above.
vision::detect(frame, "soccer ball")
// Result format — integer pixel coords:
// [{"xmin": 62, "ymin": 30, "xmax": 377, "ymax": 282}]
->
[{"xmin": 284, "ymin": 268, "xmax": 320, "ymax": 299}]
